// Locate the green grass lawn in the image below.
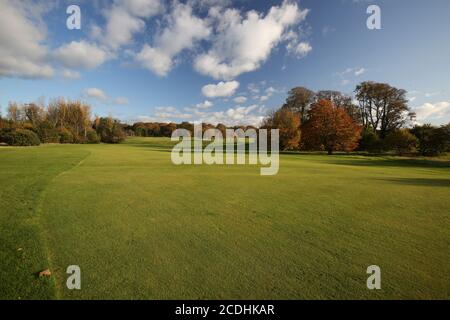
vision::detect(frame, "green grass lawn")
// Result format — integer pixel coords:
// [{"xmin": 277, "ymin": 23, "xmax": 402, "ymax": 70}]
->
[{"xmin": 1, "ymin": 137, "xmax": 449, "ymax": 299}]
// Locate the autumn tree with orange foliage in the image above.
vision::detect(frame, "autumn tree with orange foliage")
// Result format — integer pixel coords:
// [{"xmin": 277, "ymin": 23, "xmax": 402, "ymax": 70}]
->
[
  {"xmin": 302, "ymin": 100, "xmax": 362, "ymax": 154},
  {"xmin": 262, "ymin": 108, "xmax": 301, "ymax": 151}
]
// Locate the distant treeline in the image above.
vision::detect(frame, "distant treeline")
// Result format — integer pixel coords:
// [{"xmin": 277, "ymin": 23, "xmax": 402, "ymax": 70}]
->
[
  {"xmin": 1, "ymin": 81, "xmax": 449, "ymax": 155},
  {"xmin": 0, "ymin": 99, "xmax": 126, "ymax": 146},
  {"xmin": 128, "ymin": 122, "xmax": 257, "ymax": 138}
]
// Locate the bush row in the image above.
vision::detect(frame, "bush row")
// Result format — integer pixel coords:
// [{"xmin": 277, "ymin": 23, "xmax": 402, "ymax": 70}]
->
[{"xmin": 0, "ymin": 127, "xmax": 101, "ymax": 146}]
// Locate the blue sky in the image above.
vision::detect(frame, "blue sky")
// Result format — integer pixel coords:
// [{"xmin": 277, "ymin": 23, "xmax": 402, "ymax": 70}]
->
[{"xmin": 1, "ymin": 0, "xmax": 449, "ymax": 126}]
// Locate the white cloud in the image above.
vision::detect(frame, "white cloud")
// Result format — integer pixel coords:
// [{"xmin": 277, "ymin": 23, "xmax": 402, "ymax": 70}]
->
[
  {"xmin": 121, "ymin": 0, "xmax": 163, "ymax": 17},
  {"xmin": 136, "ymin": 46, "xmax": 172, "ymax": 76},
  {"xmin": 156, "ymin": 106, "xmax": 177, "ymax": 113},
  {"xmin": 286, "ymin": 38, "xmax": 312, "ymax": 58},
  {"xmin": 83, "ymin": 88, "xmax": 108, "ymax": 101},
  {"xmin": 194, "ymin": 0, "xmax": 309, "ymax": 79},
  {"xmin": 61, "ymin": 69, "xmax": 81, "ymax": 80},
  {"xmin": 252, "ymin": 85, "xmax": 279, "ymax": 101},
  {"xmin": 413, "ymin": 101, "xmax": 450, "ymax": 123},
  {"xmin": 248, "ymin": 83, "xmax": 260, "ymax": 94},
  {"xmin": 54, "ymin": 41, "xmax": 108, "ymax": 70},
  {"xmin": 83, "ymin": 88, "xmax": 129, "ymax": 105},
  {"xmin": 113, "ymin": 96, "xmax": 130, "ymax": 105},
  {"xmin": 294, "ymin": 42, "xmax": 312, "ymax": 57},
  {"xmin": 0, "ymin": 0, "xmax": 54, "ymax": 78},
  {"xmin": 154, "ymin": 106, "xmax": 192, "ymax": 119},
  {"xmin": 195, "ymin": 100, "xmax": 213, "ymax": 109},
  {"xmin": 354, "ymin": 67, "xmax": 365, "ymax": 76},
  {"xmin": 97, "ymin": 0, "xmax": 163, "ymax": 50},
  {"xmin": 198, "ymin": 104, "xmax": 266, "ymax": 126},
  {"xmin": 146, "ymin": 102, "xmax": 267, "ymax": 126},
  {"xmin": 202, "ymin": 81, "xmax": 239, "ymax": 98},
  {"xmin": 136, "ymin": 2, "xmax": 211, "ymax": 76},
  {"xmin": 233, "ymin": 96, "xmax": 247, "ymax": 104},
  {"xmin": 336, "ymin": 67, "xmax": 366, "ymax": 86}
]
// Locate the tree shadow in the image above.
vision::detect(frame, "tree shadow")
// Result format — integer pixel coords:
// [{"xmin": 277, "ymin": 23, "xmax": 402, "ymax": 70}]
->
[
  {"xmin": 379, "ymin": 178, "xmax": 450, "ymax": 187},
  {"xmin": 323, "ymin": 157, "xmax": 450, "ymax": 169}
]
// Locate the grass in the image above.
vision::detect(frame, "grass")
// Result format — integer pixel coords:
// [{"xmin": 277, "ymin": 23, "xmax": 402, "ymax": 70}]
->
[{"xmin": 0, "ymin": 137, "xmax": 449, "ymax": 299}]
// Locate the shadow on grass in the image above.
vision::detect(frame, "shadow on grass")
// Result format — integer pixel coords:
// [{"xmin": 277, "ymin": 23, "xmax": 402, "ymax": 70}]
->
[
  {"xmin": 379, "ymin": 178, "xmax": 450, "ymax": 187},
  {"xmin": 323, "ymin": 158, "xmax": 450, "ymax": 169}
]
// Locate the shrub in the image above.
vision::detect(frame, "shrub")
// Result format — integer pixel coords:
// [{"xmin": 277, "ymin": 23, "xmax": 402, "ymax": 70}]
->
[
  {"xmin": 59, "ymin": 129, "xmax": 74, "ymax": 144},
  {"xmin": 86, "ymin": 130, "xmax": 100, "ymax": 144},
  {"xmin": 359, "ymin": 128, "xmax": 382, "ymax": 153},
  {"xmin": 411, "ymin": 124, "xmax": 450, "ymax": 156},
  {"xmin": 35, "ymin": 121, "xmax": 59, "ymax": 143},
  {"xmin": 2, "ymin": 129, "xmax": 40, "ymax": 146},
  {"xmin": 95, "ymin": 117, "xmax": 126, "ymax": 144},
  {"xmin": 0, "ymin": 128, "xmax": 13, "ymax": 144},
  {"xmin": 384, "ymin": 129, "xmax": 418, "ymax": 155}
]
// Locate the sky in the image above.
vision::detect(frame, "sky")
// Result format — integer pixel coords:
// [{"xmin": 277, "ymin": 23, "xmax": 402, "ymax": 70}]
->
[{"xmin": 0, "ymin": 0, "xmax": 449, "ymax": 126}]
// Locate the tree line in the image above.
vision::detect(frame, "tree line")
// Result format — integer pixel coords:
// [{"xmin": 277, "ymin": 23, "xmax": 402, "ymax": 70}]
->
[
  {"xmin": 262, "ymin": 82, "xmax": 450, "ymax": 155},
  {"xmin": 0, "ymin": 99, "xmax": 126, "ymax": 146},
  {"xmin": 1, "ymin": 81, "xmax": 449, "ymax": 155}
]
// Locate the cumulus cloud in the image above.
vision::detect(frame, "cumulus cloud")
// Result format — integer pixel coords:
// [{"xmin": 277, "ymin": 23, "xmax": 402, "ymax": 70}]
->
[
  {"xmin": 83, "ymin": 88, "xmax": 108, "ymax": 101},
  {"xmin": 285, "ymin": 28, "xmax": 312, "ymax": 59},
  {"xmin": 83, "ymin": 88, "xmax": 129, "ymax": 105},
  {"xmin": 233, "ymin": 96, "xmax": 247, "ymax": 104},
  {"xmin": 54, "ymin": 41, "xmax": 108, "ymax": 70},
  {"xmin": 194, "ymin": 0, "xmax": 309, "ymax": 80},
  {"xmin": 0, "ymin": 0, "xmax": 54, "ymax": 78},
  {"xmin": 154, "ymin": 106, "xmax": 192, "ymax": 119},
  {"xmin": 198, "ymin": 104, "xmax": 266, "ymax": 126},
  {"xmin": 195, "ymin": 100, "xmax": 213, "ymax": 109},
  {"xmin": 96, "ymin": 0, "xmax": 163, "ymax": 50},
  {"xmin": 292, "ymin": 41, "xmax": 312, "ymax": 58},
  {"xmin": 136, "ymin": 2, "xmax": 211, "ymax": 76},
  {"xmin": 413, "ymin": 101, "xmax": 450, "ymax": 123},
  {"xmin": 147, "ymin": 101, "xmax": 267, "ymax": 126},
  {"xmin": 156, "ymin": 106, "xmax": 177, "ymax": 112},
  {"xmin": 61, "ymin": 69, "xmax": 81, "ymax": 80},
  {"xmin": 202, "ymin": 81, "xmax": 240, "ymax": 98},
  {"xmin": 354, "ymin": 67, "xmax": 365, "ymax": 76}
]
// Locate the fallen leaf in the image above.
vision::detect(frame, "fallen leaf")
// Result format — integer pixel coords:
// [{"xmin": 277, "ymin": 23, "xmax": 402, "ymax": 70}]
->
[{"xmin": 39, "ymin": 269, "xmax": 51, "ymax": 277}]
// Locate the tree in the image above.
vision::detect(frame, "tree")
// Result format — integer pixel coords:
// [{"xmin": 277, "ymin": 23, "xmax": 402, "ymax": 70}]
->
[
  {"xmin": 411, "ymin": 124, "xmax": 450, "ymax": 155},
  {"xmin": 23, "ymin": 103, "xmax": 45, "ymax": 127},
  {"xmin": 160, "ymin": 123, "xmax": 177, "ymax": 137},
  {"xmin": 355, "ymin": 81, "xmax": 414, "ymax": 138},
  {"xmin": 94, "ymin": 117, "xmax": 125, "ymax": 143},
  {"xmin": 262, "ymin": 108, "xmax": 301, "ymax": 151},
  {"xmin": 216, "ymin": 123, "xmax": 227, "ymax": 137},
  {"xmin": 316, "ymin": 90, "xmax": 361, "ymax": 124},
  {"xmin": 7, "ymin": 102, "xmax": 24, "ymax": 125},
  {"xmin": 178, "ymin": 122, "xmax": 194, "ymax": 135},
  {"xmin": 282, "ymin": 87, "xmax": 315, "ymax": 123},
  {"xmin": 302, "ymin": 100, "xmax": 362, "ymax": 154},
  {"xmin": 384, "ymin": 129, "xmax": 418, "ymax": 155}
]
